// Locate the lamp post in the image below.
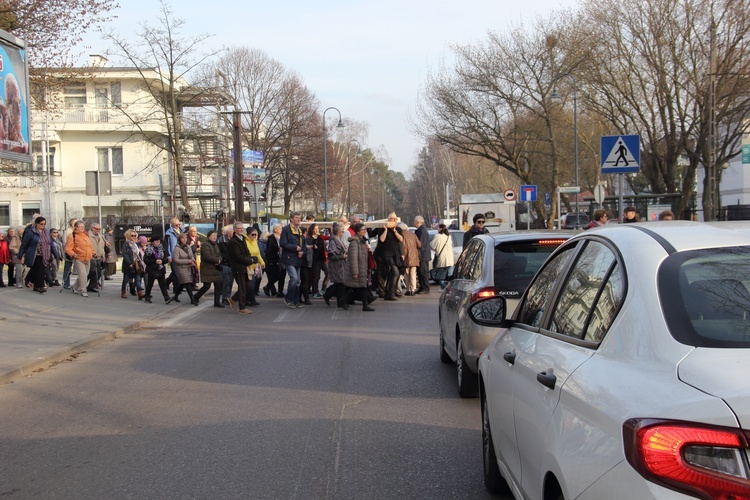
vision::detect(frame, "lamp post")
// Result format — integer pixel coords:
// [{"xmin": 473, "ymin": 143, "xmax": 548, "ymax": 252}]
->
[
  {"xmin": 323, "ymin": 107, "xmax": 343, "ymax": 221},
  {"xmin": 551, "ymin": 73, "xmax": 579, "ymax": 218},
  {"xmin": 346, "ymin": 139, "xmax": 361, "ymax": 218}
]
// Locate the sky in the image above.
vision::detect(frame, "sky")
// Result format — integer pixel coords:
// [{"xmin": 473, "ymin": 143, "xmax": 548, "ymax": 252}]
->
[{"xmin": 79, "ymin": 0, "xmax": 578, "ymax": 174}]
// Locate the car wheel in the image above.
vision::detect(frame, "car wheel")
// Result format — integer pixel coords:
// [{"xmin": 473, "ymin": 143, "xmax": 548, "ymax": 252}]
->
[
  {"xmin": 439, "ymin": 327, "xmax": 451, "ymax": 364},
  {"xmin": 482, "ymin": 393, "xmax": 510, "ymax": 494},
  {"xmin": 457, "ymin": 335, "xmax": 478, "ymax": 398}
]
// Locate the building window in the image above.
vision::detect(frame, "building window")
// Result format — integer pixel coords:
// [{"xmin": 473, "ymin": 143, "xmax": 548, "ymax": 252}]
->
[
  {"xmin": 0, "ymin": 203, "xmax": 9, "ymax": 226},
  {"xmin": 21, "ymin": 202, "xmax": 40, "ymax": 224},
  {"xmin": 97, "ymin": 147, "xmax": 123, "ymax": 175},
  {"xmin": 34, "ymin": 146, "xmax": 55, "ymax": 173},
  {"xmin": 64, "ymin": 82, "xmax": 86, "ymax": 108}
]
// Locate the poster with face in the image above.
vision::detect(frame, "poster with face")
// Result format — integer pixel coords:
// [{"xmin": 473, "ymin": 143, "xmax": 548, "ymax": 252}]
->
[{"xmin": 0, "ymin": 29, "xmax": 30, "ymax": 163}]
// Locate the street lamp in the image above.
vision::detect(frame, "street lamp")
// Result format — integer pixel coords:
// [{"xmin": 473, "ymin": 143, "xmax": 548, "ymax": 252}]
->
[
  {"xmin": 551, "ymin": 73, "xmax": 579, "ymax": 218},
  {"xmin": 346, "ymin": 139, "xmax": 362, "ymax": 218},
  {"xmin": 323, "ymin": 107, "xmax": 344, "ymax": 221}
]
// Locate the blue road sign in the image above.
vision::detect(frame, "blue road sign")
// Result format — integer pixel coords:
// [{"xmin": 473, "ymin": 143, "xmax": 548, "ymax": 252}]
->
[
  {"xmin": 520, "ymin": 184, "xmax": 537, "ymax": 202},
  {"xmin": 601, "ymin": 135, "xmax": 640, "ymax": 174},
  {"xmin": 743, "ymin": 144, "xmax": 750, "ymax": 164}
]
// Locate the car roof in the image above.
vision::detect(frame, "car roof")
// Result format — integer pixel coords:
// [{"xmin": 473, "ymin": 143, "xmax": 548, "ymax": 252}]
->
[{"xmin": 573, "ymin": 221, "xmax": 750, "ymax": 253}]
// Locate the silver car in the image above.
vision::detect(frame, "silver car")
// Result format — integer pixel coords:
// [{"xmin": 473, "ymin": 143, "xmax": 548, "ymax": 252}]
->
[
  {"xmin": 477, "ymin": 221, "xmax": 750, "ymax": 499},
  {"xmin": 434, "ymin": 231, "xmax": 570, "ymax": 397}
]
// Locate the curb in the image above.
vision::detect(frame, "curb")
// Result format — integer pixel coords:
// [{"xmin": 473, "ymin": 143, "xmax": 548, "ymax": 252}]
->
[{"xmin": 0, "ymin": 319, "xmax": 149, "ymax": 385}]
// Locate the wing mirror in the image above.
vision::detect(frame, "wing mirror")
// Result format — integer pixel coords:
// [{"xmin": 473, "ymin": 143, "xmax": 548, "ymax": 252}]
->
[
  {"xmin": 429, "ymin": 266, "xmax": 451, "ymax": 281},
  {"xmin": 468, "ymin": 296, "xmax": 507, "ymax": 326}
]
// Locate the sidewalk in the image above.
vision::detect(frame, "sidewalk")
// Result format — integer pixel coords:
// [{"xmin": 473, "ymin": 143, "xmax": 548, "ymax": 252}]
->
[{"xmin": 0, "ymin": 276, "xmax": 183, "ymax": 384}]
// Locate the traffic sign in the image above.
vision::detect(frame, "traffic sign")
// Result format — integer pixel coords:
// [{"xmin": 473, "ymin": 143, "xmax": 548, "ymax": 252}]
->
[
  {"xmin": 743, "ymin": 144, "xmax": 750, "ymax": 164},
  {"xmin": 503, "ymin": 188, "xmax": 516, "ymax": 201},
  {"xmin": 557, "ymin": 186, "xmax": 580, "ymax": 194},
  {"xmin": 593, "ymin": 184, "xmax": 606, "ymax": 204},
  {"xmin": 520, "ymin": 185, "xmax": 537, "ymax": 202},
  {"xmin": 601, "ymin": 135, "xmax": 640, "ymax": 174},
  {"xmin": 545, "ymin": 192, "xmax": 551, "ymax": 206}
]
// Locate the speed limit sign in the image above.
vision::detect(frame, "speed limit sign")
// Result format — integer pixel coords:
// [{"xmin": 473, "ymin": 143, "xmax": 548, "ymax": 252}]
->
[{"xmin": 503, "ymin": 189, "xmax": 516, "ymax": 202}]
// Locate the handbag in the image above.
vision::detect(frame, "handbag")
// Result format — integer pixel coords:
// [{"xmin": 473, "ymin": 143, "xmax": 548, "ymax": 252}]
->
[{"xmin": 433, "ymin": 235, "xmax": 448, "ymax": 268}]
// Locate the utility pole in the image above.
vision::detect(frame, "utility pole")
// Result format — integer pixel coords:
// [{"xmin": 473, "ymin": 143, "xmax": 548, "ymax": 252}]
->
[{"xmin": 232, "ymin": 111, "xmax": 244, "ymax": 221}]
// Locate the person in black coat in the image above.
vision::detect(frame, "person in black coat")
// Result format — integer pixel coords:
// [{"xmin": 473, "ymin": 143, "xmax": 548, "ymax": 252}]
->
[
  {"xmin": 462, "ymin": 213, "xmax": 489, "ymax": 248},
  {"xmin": 263, "ymin": 223, "xmax": 285, "ymax": 297},
  {"xmin": 227, "ymin": 222, "xmax": 254, "ymax": 314},
  {"xmin": 414, "ymin": 216, "xmax": 432, "ymax": 294}
]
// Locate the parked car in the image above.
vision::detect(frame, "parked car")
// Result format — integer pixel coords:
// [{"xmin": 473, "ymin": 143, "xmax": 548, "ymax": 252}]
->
[
  {"xmin": 476, "ymin": 221, "xmax": 750, "ymax": 499},
  {"xmin": 560, "ymin": 212, "xmax": 589, "ymax": 229},
  {"xmin": 449, "ymin": 229, "xmax": 465, "ymax": 263},
  {"xmin": 431, "ymin": 231, "xmax": 571, "ymax": 397}
]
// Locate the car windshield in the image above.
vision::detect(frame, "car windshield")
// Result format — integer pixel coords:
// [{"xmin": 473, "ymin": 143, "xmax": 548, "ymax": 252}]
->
[
  {"xmin": 493, "ymin": 241, "xmax": 562, "ymax": 297},
  {"xmin": 660, "ymin": 246, "xmax": 750, "ymax": 348}
]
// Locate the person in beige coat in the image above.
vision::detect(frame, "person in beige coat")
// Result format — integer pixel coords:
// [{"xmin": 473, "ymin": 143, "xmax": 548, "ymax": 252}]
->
[
  {"xmin": 344, "ymin": 223, "xmax": 374, "ymax": 311},
  {"xmin": 171, "ymin": 233, "xmax": 197, "ymax": 305},
  {"xmin": 398, "ymin": 222, "xmax": 421, "ymax": 296}
]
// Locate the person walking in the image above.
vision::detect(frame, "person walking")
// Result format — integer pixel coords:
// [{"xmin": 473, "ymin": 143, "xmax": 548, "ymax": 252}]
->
[
  {"xmin": 61, "ymin": 218, "xmax": 77, "ymax": 289},
  {"xmin": 344, "ymin": 223, "xmax": 375, "ymax": 312},
  {"xmin": 414, "ymin": 216, "xmax": 431, "ymax": 295},
  {"xmin": 120, "ymin": 229, "xmax": 145, "ymax": 300},
  {"xmin": 8, "ymin": 227, "xmax": 22, "ymax": 287},
  {"xmin": 217, "ymin": 224, "xmax": 235, "ymax": 306},
  {"xmin": 306, "ymin": 223, "xmax": 326, "ymax": 301},
  {"xmin": 87, "ymin": 223, "xmax": 106, "ymax": 292},
  {"xmin": 323, "ymin": 222, "xmax": 349, "ymax": 309},
  {"xmin": 63, "ymin": 220, "xmax": 92, "ymax": 296},
  {"xmin": 142, "ymin": 235, "xmax": 173, "ymax": 304},
  {"xmin": 0, "ymin": 230, "xmax": 9, "ymax": 287},
  {"xmin": 48, "ymin": 228, "xmax": 63, "ymax": 287},
  {"xmin": 243, "ymin": 228, "xmax": 263, "ymax": 306},
  {"xmin": 263, "ymin": 223, "xmax": 284, "ymax": 298},
  {"xmin": 103, "ymin": 226, "xmax": 116, "ymax": 280},
  {"xmin": 584, "ymin": 209, "xmax": 608, "ymax": 229},
  {"xmin": 171, "ymin": 233, "xmax": 197, "ymax": 305},
  {"xmin": 20, "ymin": 217, "xmax": 60, "ymax": 293},
  {"xmin": 227, "ymin": 222, "xmax": 254, "ymax": 314},
  {"xmin": 399, "ymin": 222, "xmax": 421, "ymax": 296},
  {"xmin": 193, "ymin": 230, "xmax": 224, "ymax": 307},
  {"xmin": 372, "ymin": 212, "xmax": 403, "ymax": 301},
  {"xmin": 462, "ymin": 213, "xmax": 489, "ymax": 248},
  {"xmin": 280, "ymin": 212, "xmax": 305, "ymax": 309},
  {"xmin": 430, "ymin": 224, "xmax": 454, "ymax": 290}
]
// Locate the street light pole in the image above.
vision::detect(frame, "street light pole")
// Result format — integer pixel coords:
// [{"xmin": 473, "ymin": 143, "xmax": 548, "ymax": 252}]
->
[
  {"xmin": 346, "ymin": 139, "xmax": 361, "ymax": 219},
  {"xmin": 323, "ymin": 107, "xmax": 343, "ymax": 221},
  {"xmin": 552, "ymin": 73, "xmax": 579, "ymax": 218}
]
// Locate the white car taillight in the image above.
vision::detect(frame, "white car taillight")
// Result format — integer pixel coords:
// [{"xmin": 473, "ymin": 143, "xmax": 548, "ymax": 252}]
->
[{"xmin": 623, "ymin": 418, "xmax": 750, "ymax": 499}]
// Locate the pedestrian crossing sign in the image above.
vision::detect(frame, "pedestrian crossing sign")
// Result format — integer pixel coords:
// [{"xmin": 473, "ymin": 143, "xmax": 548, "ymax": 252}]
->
[{"xmin": 601, "ymin": 135, "xmax": 640, "ymax": 174}]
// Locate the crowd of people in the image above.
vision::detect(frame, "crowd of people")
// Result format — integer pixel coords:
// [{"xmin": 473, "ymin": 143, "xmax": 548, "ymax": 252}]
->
[{"xmin": 0, "ymin": 212, "xmax": 457, "ymax": 313}]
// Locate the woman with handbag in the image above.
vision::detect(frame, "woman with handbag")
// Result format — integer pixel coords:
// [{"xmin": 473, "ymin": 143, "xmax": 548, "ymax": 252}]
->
[
  {"xmin": 243, "ymin": 228, "xmax": 264, "ymax": 307},
  {"xmin": 193, "ymin": 230, "xmax": 224, "ymax": 307},
  {"xmin": 120, "ymin": 229, "xmax": 145, "ymax": 299},
  {"xmin": 430, "ymin": 224, "xmax": 454, "ymax": 290}
]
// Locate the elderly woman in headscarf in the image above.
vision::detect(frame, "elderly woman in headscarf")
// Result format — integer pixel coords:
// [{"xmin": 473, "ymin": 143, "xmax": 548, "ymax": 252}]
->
[
  {"xmin": 323, "ymin": 221, "xmax": 350, "ymax": 309},
  {"xmin": 18, "ymin": 216, "xmax": 60, "ymax": 293}
]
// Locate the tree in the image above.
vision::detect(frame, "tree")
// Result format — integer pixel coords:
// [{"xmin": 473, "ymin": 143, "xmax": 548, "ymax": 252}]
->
[
  {"xmin": 103, "ymin": 0, "xmax": 219, "ymax": 211},
  {"xmin": 0, "ymin": 0, "xmax": 118, "ymax": 74},
  {"xmin": 579, "ymin": 0, "xmax": 750, "ymax": 219},
  {"xmin": 414, "ymin": 12, "xmax": 587, "ymax": 225},
  {"xmin": 203, "ymin": 47, "xmax": 321, "ymax": 216}
]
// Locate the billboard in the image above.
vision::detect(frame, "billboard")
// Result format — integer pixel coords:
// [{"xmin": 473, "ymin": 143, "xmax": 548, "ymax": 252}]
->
[{"xmin": 0, "ymin": 28, "xmax": 30, "ymax": 163}]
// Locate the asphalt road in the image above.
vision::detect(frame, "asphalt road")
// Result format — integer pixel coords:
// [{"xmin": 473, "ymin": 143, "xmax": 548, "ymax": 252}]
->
[{"xmin": 0, "ymin": 294, "xmax": 504, "ymax": 499}]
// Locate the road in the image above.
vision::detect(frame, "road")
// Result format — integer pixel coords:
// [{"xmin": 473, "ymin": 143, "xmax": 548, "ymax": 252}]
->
[{"xmin": 0, "ymin": 294, "xmax": 502, "ymax": 499}]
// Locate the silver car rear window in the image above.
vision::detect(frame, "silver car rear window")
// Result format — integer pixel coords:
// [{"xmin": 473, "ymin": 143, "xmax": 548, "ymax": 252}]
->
[
  {"xmin": 493, "ymin": 241, "xmax": 561, "ymax": 296},
  {"xmin": 660, "ymin": 246, "xmax": 750, "ymax": 348}
]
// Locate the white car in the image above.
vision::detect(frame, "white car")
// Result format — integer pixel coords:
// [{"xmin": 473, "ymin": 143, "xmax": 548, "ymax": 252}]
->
[{"xmin": 476, "ymin": 221, "xmax": 750, "ymax": 499}]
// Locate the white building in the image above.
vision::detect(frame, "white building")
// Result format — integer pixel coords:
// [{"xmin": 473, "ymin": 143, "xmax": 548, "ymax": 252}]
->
[{"xmin": 0, "ymin": 55, "xmax": 228, "ymax": 230}]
